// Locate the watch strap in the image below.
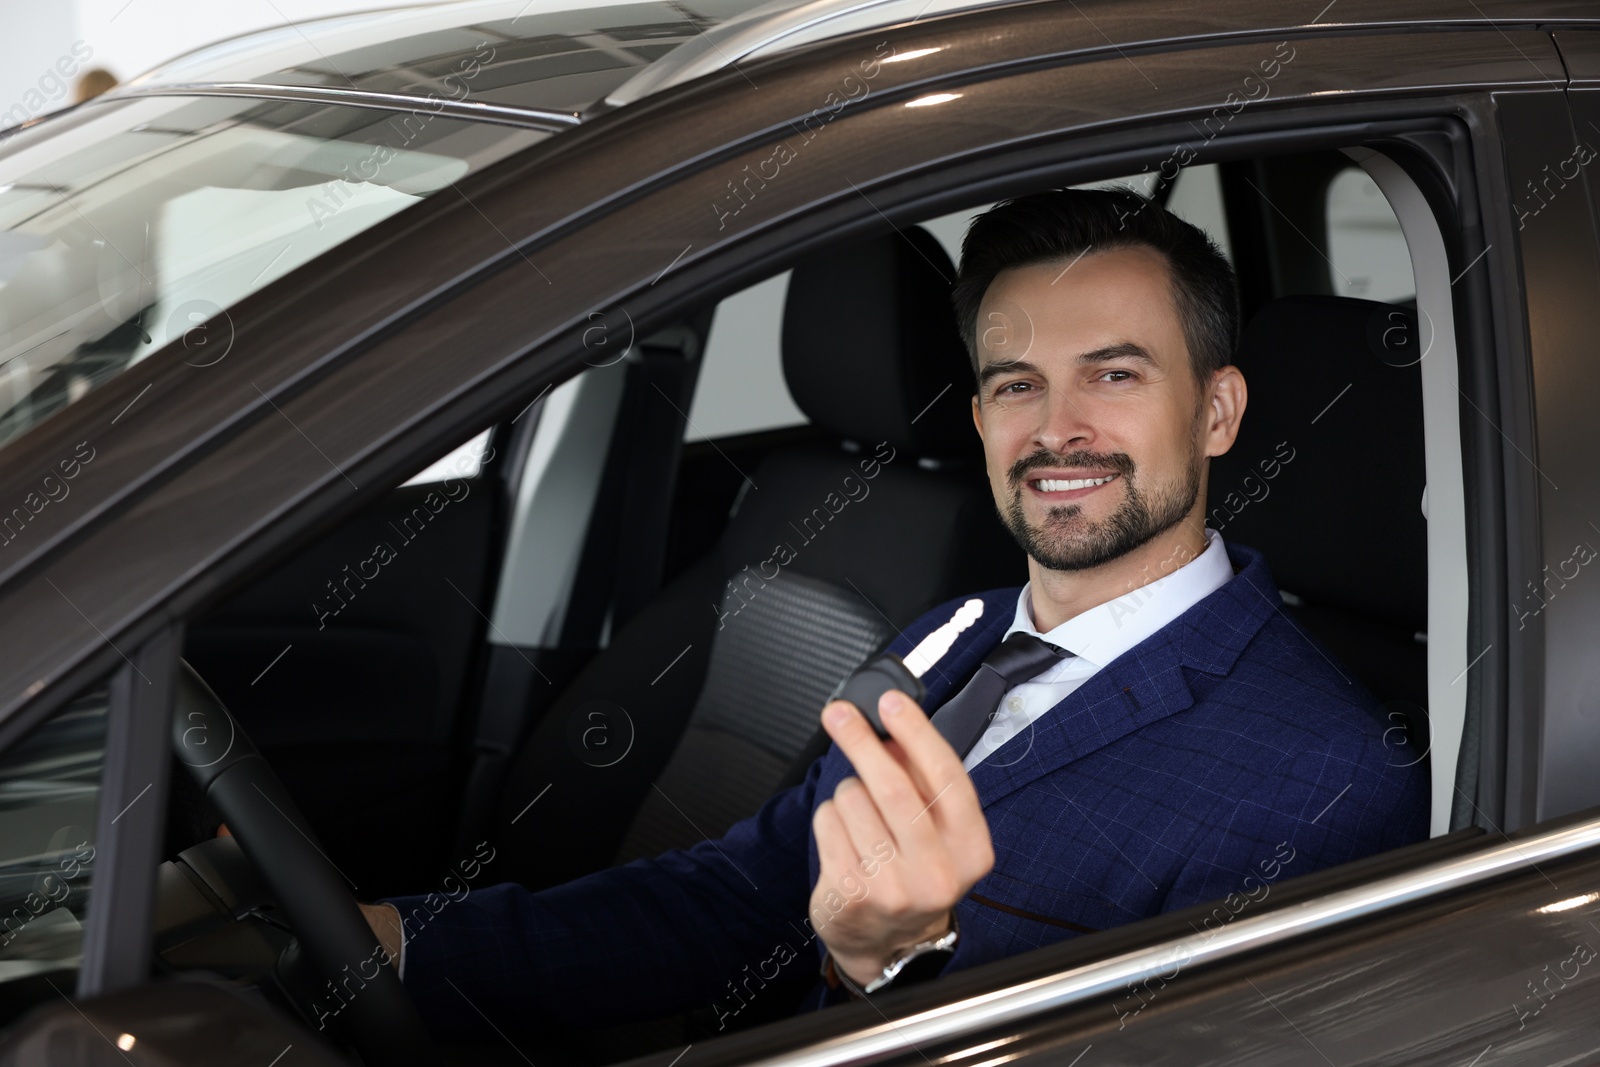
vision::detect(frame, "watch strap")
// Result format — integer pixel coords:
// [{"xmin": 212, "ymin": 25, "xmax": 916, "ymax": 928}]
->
[{"xmin": 818, "ymin": 913, "xmax": 960, "ymax": 998}]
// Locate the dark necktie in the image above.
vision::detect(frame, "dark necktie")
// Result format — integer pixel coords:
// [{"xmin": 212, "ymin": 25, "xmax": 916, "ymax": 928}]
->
[{"xmin": 929, "ymin": 632, "xmax": 1068, "ymax": 760}]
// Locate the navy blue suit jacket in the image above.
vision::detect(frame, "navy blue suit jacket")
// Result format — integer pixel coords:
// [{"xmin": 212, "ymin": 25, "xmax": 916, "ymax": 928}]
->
[{"xmin": 387, "ymin": 541, "xmax": 1429, "ymax": 1039}]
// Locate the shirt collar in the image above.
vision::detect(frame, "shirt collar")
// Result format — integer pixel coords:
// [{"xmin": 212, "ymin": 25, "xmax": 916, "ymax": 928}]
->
[{"xmin": 1004, "ymin": 528, "xmax": 1235, "ymax": 667}]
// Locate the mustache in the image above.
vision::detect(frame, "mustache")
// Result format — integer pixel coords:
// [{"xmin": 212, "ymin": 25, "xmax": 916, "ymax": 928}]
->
[{"xmin": 1007, "ymin": 449, "xmax": 1136, "ymax": 487}]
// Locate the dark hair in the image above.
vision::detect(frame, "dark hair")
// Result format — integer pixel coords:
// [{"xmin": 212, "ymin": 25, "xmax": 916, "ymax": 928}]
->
[{"xmin": 951, "ymin": 187, "xmax": 1239, "ymax": 389}]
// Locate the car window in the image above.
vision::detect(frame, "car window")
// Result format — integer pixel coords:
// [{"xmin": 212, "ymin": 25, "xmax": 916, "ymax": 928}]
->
[
  {"xmin": 1165, "ymin": 163, "xmax": 1234, "ymax": 263},
  {"xmin": 685, "ymin": 174, "xmax": 1174, "ymax": 445},
  {"xmin": 688, "ymin": 271, "xmax": 805, "ymax": 441},
  {"xmin": 1325, "ymin": 164, "xmax": 1414, "ymax": 301},
  {"xmin": 402, "ymin": 427, "xmax": 494, "ymax": 486},
  {"xmin": 0, "ymin": 95, "xmax": 545, "ymax": 454},
  {"xmin": 0, "ymin": 686, "xmax": 107, "ymax": 994},
  {"xmin": 492, "ymin": 366, "xmax": 626, "ymax": 645}
]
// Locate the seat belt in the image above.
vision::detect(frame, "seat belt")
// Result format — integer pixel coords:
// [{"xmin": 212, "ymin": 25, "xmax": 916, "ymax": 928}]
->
[
  {"xmin": 452, "ymin": 326, "xmax": 703, "ymax": 855},
  {"xmin": 560, "ymin": 338, "xmax": 696, "ymax": 646}
]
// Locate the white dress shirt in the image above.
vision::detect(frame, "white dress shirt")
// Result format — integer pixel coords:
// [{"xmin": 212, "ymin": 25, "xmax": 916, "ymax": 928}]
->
[{"xmin": 961, "ymin": 528, "xmax": 1236, "ymax": 770}]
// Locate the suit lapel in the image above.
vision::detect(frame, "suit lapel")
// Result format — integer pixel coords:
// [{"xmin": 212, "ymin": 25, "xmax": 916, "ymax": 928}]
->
[
  {"xmin": 954, "ymin": 541, "xmax": 1284, "ymax": 807},
  {"xmin": 966, "ymin": 629, "xmax": 1196, "ymax": 805}
]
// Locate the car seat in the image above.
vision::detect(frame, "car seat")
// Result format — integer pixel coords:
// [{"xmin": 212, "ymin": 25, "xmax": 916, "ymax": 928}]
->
[{"xmin": 489, "ymin": 225, "xmax": 1028, "ymax": 890}]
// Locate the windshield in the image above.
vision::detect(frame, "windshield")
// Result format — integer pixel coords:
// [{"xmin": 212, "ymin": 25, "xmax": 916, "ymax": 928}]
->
[{"xmin": 0, "ymin": 94, "xmax": 545, "ymax": 449}]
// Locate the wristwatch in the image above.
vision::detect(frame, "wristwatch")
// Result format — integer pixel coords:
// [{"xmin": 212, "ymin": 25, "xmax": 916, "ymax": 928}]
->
[{"xmin": 823, "ymin": 914, "xmax": 960, "ymax": 997}]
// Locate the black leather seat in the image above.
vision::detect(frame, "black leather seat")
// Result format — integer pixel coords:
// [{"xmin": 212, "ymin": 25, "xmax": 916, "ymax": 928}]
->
[
  {"xmin": 491, "ymin": 225, "xmax": 1027, "ymax": 890},
  {"xmin": 1207, "ymin": 294, "xmax": 1430, "ymax": 761}
]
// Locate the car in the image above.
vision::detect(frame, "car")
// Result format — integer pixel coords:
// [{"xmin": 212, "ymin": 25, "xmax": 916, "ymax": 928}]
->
[{"xmin": 1, "ymin": 0, "xmax": 1600, "ymax": 1062}]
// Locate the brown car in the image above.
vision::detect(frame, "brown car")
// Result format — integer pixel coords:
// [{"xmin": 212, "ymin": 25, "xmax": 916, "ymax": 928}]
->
[{"xmin": 0, "ymin": 1, "xmax": 1598, "ymax": 1064}]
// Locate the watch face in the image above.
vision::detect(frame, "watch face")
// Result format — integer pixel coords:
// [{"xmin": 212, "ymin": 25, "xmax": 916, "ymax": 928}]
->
[{"xmin": 891, "ymin": 946, "xmax": 956, "ymax": 988}]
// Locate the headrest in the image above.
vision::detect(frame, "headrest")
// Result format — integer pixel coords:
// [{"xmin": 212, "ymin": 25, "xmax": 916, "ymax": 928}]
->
[
  {"xmin": 780, "ymin": 225, "xmax": 980, "ymax": 461},
  {"xmin": 1208, "ymin": 295, "xmax": 1427, "ymax": 626}
]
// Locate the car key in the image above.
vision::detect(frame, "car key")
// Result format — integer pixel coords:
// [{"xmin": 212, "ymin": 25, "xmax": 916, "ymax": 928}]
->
[{"xmin": 827, "ymin": 598, "xmax": 985, "ymax": 738}]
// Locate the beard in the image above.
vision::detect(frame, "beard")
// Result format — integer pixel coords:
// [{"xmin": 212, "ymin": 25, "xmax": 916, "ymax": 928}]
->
[{"xmin": 999, "ymin": 439, "xmax": 1202, "ymax": 572}]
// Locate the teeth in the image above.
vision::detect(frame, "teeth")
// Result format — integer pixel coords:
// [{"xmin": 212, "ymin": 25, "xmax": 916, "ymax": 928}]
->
[{"xmin": 1036, "ymin": 475, "xmax": 1115, "ymax": 492}]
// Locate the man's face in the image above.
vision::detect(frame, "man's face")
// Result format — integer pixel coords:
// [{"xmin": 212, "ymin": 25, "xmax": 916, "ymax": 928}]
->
[{"xmin": 969, "ymin": 245, "xmax": 1210, "ymax": 572}]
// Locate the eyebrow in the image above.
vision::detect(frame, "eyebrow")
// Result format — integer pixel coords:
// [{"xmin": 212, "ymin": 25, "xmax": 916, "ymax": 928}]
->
[
  {"xmin": 976, "ymin": 342, "xmax": 1161, "ymax": 388},
  {"xmin": 976, "ymin": 358, "xmax": 1040, "ymax": 389}
]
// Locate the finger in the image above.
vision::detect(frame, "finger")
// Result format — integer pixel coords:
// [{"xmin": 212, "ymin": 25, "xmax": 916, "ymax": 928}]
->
[
  {"xmin": 877, "ymin": 689, "xmax": 987, "ymax": 840},
  {"xmin": 882, "ymin": 736, "xmax": 939, "ymax": 803},
  {"xmin": 822, "ymin": 699, "xmax": 929, "ymax": 805},
  {"xmin": 822, "ymin": 699, "xmax": 945, "ymax": 854},
  {"xmin": 812, "ymin": 799, "xmax": 864, "ymax": 895},
  {"xmin": 830, "ymin": 776, "xmax": 927, "ymax": 879},
  {"xmin": 866, "ymin": 732, "xmax": 937, "ymax": 800}
]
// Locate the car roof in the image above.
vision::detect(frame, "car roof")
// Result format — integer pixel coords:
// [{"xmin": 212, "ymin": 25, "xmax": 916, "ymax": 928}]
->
[
  {"xmin": 102, "ymin": 0, "xmax": 1026, "ymax": 129},
  {"xmin": 92, "ymin": 0, "xmax": 1600, "ymax": 134}
]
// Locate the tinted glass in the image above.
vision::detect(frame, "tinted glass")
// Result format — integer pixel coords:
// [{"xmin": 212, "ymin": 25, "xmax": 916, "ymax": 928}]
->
[
  {"xmin": 0, "ymin": 688, "xmax": 107, "ymax": 994},
  {"xmin": 0, "ymin": 94, "xmax": 544, "ymax": 451}
]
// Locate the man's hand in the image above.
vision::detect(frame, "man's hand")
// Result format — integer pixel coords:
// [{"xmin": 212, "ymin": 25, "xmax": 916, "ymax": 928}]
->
[
  {"xmin": 229, "ymin": 819, "xmax": 402, "ymax": 973},
  {"xmin": 811, "ymin": 688, "xmax": 994, "ymax": 987},
  {"xmin": 360, "ymin": 901, "xmax": 403, "ymax": 970}
]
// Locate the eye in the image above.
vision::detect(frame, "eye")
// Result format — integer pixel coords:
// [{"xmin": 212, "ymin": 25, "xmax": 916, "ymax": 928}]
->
[
  {"xmin": 996, "ymin": 380, "xmax": 1033, "ymax": 396},
  {"xmin": 1098, "ymin": 369, "xmax": 1135, "ymax": 383}
]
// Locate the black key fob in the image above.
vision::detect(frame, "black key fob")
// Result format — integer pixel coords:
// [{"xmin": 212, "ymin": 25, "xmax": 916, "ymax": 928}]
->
[{"xmin": 828, "ymin": 653, "xmax": 927, "ymax": 739}]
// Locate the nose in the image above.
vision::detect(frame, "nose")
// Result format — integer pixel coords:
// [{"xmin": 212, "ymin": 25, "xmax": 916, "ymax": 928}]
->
[{"xmin": 1034, "ymin": 381, "xmax": 1095, "ymax": 455}]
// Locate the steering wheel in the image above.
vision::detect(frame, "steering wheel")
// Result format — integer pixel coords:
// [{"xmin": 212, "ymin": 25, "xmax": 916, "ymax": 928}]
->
[{"xmin": 171, "ymin": 658, "xmax": 439, "ymax": 1067}]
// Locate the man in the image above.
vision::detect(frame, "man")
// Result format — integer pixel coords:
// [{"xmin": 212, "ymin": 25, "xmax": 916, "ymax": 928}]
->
[{"xmin": 362, "ymin": 187, "xmax": 1428, "ymax": 1035}]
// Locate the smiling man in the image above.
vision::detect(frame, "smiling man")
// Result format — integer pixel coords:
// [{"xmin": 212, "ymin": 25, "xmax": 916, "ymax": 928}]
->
[
  {"xmin": 792, "ymin": 187, "xmax": 1429, "ymax": 997},
  {"xmin": 366, "ymin": 187, "xmax": 1429, "ymax": 1036}
]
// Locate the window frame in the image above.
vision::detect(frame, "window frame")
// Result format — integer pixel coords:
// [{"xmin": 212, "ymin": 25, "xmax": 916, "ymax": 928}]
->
[{"xmin": 75, "ymin": 627, "xmax": 178, "ymax": 998}]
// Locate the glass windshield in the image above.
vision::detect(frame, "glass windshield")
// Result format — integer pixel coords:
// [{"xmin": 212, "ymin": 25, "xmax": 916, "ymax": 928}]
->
[{"xmin": 0, "ymin": 95, "xmax": 545, "ymax": 450}]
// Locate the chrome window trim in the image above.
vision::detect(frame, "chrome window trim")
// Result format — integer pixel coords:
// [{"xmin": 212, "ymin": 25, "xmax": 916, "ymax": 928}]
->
[
  {"xmin": 600, "ymin": 0, "xmax": 1027, "ymax": 106},
  {"xmin": 759, "ymin": 814, "xmax": 1600, "ymax": 1066},
  {"xmin": 100, "ymin": 82, "xmax": 583, "ymax": 132}
]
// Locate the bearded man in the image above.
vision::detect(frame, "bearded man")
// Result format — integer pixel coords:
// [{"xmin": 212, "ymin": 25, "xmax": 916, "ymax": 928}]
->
[{"xmin": 362, "ymin": 187, "xmax": 1428, "ymax": 1035}]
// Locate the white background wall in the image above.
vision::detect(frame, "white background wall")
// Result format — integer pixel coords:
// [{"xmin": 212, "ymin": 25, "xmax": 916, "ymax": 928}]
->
[{"xmin": 0, "ymin": 0, "xmax": 403, "ymax": 128}]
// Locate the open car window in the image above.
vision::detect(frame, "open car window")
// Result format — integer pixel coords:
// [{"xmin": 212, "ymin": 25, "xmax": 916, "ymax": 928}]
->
[{"xmin": 686, "ymin": 169, "xmax": 1225, "ymax": 447}]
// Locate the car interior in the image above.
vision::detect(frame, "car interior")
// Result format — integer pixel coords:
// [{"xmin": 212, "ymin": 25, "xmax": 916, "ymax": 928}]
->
[{"xmin": 0, "ymin": 142, "xmax": 1463, "ymax": 1062}]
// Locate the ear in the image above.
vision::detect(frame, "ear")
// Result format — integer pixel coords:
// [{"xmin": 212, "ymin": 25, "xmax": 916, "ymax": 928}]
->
[
  {"xmin": 970, "ymin": 392, "xmax": 984, "ymax": 442},
  {"xmin": 1202, "ymin": 365, "xmax": 1247, "ymax": 458}
]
